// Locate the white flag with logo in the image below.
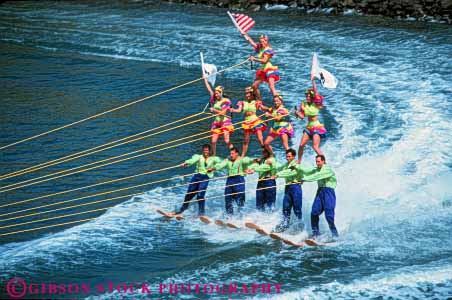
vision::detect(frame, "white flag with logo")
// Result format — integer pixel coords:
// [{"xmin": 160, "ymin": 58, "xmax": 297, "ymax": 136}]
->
[
  {"xmin": 311, "ymin": 52, "xmax": 338, "ymax": 89},
  {"xmin": 200, "ymin": 52, "xmax": 217, "ymax": 86},
  {"xmin": 203, "ymin": 63, "xmax": 217, "ymax": 86}
]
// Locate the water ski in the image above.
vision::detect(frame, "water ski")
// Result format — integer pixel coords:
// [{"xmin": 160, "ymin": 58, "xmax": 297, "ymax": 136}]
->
[
  {"xmin": 156, "ymin": 209, "xmax": 174, "ymax": 218},
  {"xmin": 304, "ymin": 238, "xmax": 338, "ymax": 246},
  {"xmin": 226, "ymin": 222, "xmax": 240, "ymax": 229},
  {"xmin": 269, "ymin": 233, "xmax": 283, "ymax": 240},
  {"xmin": 214, "ymin": 219, "xmax": 227, "ymax": 227},
  {"xmin": 245, "ymin": 222, "xmax": 261, "ymax": 230},
  {"xmin": 256, "ymin": 228, "xmax": 270, "ymax": 236},
  {"xmin": 199, "ymin": 216, "xmax": 212, "ymax": 224},
  {"xmin": 283, "ymin": 239, "xmax": 304, "ymax": 247}
]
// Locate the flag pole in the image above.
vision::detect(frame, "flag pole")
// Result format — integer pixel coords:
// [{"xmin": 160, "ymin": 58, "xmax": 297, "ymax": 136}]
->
[
  {"xmin": 200, "ymin": 52, "xmax": 206, "ymax": 76},
  {"xmin": 227, "ymin": 11, "xmax": 242, "ymax": 34},
  {"xmin": 200, "ymin": 52, "xmax": 210, "ymax": 112}
]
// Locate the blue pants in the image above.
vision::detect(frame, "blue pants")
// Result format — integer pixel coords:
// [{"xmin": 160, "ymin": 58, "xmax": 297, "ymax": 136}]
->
[
  {"xmin": 256, "ymin": 178, "xmax": 276, "ymax": 211},
  {"xmin": 178, "ymin": 173, "xmax": 209, "ymax": 216},
  {"xmin": 225, "ymin": 175, "xmax": 245, "ymax": 216},
  {"xmin": 282, "ymin": 183, "xmax": 302, "ymax": 224},
  {"xmin": 311, "ymin": 187, "xmax": 338, "ymax": 237}
]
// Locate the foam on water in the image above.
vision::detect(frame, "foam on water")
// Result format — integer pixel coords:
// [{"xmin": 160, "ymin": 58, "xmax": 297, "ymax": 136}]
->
[{"xmin": 272, "ymin": 261, "xmax": 452, "ymax": 300}]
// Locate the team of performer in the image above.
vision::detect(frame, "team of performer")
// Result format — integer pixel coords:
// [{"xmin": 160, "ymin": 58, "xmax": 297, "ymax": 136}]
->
[{"xmin": 165, "ymin": 26, "xmax": 338, "ymax": 241}]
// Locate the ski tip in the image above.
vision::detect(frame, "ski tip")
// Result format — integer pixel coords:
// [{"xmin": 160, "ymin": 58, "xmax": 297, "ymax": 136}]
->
[
  {"xmin": 304, "ymin": 239, "xmax": 322, "ymax": 246},
  {"xmin": 156, "ymin": 209, "xmax": 173, "ymax": 218},
  {"xmin": 215, "ymin": 220, "xmax": 226, "ymax": 227},
  {"xmin": 199, "ymin": 216, "xmax": 212, "ymax": 224},
  {"xmin": 256, "ymin": 228, "xmax": 269, "ymax": 236},
  {"xmin": 269, "ymin": 233, "xmax": 283, "ymax": 240},
  {"xmin": 245, "ymin": 222, "xmax": 261, "ymax": 230},
  {"xmin": 283, "ymin": 239, "xmax": 304, "ymax": 247},
  {"xmin": 226, "ymin": 222, "xmax": 240, "ymax": 229}
]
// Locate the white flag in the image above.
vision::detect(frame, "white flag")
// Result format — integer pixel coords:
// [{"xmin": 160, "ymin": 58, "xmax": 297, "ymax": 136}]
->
[
  {"xmin": 311, "ymin": 52, "xmax": 338, "ymax": 89},
  {"xmin": 200, "ymin": 52, "xmax": 217, "ymax": 86},
  {"xmin": 203, "ymin": 63, "xmax": 217, "ymax": 87}
]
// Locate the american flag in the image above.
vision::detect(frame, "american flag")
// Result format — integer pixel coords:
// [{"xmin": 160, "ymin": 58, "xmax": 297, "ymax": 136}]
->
[{"xmin": 230, "ymin": 13, "xmax": 255, "ymax": 33}]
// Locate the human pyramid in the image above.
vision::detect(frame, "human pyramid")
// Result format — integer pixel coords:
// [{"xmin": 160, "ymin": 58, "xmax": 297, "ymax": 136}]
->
[{"xmin": 167, "ymin": 29, "xmax": 338, "ymax": 240}]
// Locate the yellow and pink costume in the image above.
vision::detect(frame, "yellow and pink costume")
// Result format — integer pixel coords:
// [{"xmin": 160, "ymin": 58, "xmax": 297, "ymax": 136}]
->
[
  {"xmin": 210, "ymin": 96, "xmax": 234, "ymax": 135},
  {"xmin": 269, "ymin": 105, "xmax": 294, "ymax": 138},
  {"xmin": 299, "ymin": 95, "xmax": 327, "ymax": 138},
  {"xmin": 254, "ymin": 45, "xmax": 280, "ymax": 82},
  {"xmin": 237, "ymin": 100, "xmax": 267, "ymax": 134}
]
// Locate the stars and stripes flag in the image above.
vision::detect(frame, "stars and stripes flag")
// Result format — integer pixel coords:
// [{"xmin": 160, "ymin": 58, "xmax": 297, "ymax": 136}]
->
[{"xmin": 227, "ymin": 11, "xmax": 255, "ymax": 33}]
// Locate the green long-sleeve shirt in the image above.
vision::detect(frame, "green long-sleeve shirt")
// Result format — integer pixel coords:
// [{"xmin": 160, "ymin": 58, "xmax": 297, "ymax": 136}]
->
[
  {"xmin": 214, "ymin": 156, "xmax": 253, "ymax": 176},
  {"xmin": 247, "ymin": 157, "xmax": 280, "ymax": 178},
  {"xmin": 302, "ymin": 165, "xmax": 337, "ymax": 189},
  {"xmin": 276, "ymin": 160, "xmax": 314, "ymax": 183},
  {"xmin": 185, "ymin": 154, "xmax": 222, "ymax": 178}
]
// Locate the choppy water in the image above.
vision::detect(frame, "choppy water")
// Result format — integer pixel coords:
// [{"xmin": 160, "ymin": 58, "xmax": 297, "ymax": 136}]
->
[{"xmin": 0, "ymin": 1, "xmax": 451, "ymax": 299}]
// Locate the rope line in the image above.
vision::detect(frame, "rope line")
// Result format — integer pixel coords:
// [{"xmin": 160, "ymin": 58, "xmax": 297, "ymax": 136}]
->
[
  {"xmin": 0, "ymin": 175, "xmax": 247, "ymax": 221},
  {"xmin": 0, "ymin": 218, "xmax": 96, "ymax": 237},
  {"xmin": 0, "ymin": 111, "xmax": 207, "ymax": 181},
  {"xmin": 0, "ymin": 178, "xmax": 273, "ymax": 228},
  {"xmin": 0, "ymin": 179, "xmax": 295, "ymax": 236},
  {"xmin": 0, "ymin": 172, "xmax": 196, "ymax": 217},
  {"xmin": 0, "ymin": 114, "xmax": 284, "ymax": 235},
  {"xmin": 174, "ymin": 180, "xmax": 289, "ymax": 207},
  {"xmin": 0, "ymin": 194, "xmax": 137, "ymax": 227},
  {"xmin": 0, "ymin": 114, "xmax": 214, "ymax": 191},
  {"xmin": 0, "ymin": 131, "xmax": 212, "ymax": 193},
  {"xmin": 0, "ymin": 173, "xmax": 233, "ymax": 219},
  {"xmin": 0, "ymin": 58, "xmax": 250, "ymax": 151},
  {"xmin": 0, "ymin": 165, "xmax": 186, "ymax": 209},
  {"xmin": 0, "ymin": 113, "xmax": 276, "ymax": 194},
  {"xmin": 0, "ymin": 207, "xmax": 113, "ymax": 230}
]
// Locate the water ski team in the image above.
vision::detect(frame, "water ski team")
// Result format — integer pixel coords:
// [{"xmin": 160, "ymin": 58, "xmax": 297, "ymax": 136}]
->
[{"xmin": 167, "ymin": 32, "xmax": 338, "ymax": 240}]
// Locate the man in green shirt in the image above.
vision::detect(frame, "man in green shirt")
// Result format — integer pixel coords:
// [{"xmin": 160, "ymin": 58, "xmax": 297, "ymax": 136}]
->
[
  {"xmin": 246, "ymin": 148, "xmax": 279, "ymax": 212},
  {"xmin": 173, "ymin": 144, "xmax": 221, "ymax": 217},
  {"xmin": 209, "ymin": 147, "xmax": 253, "ymax": 216},
  {"xmin": 302, "ymin": 154, "xmax": 339, "ymax": 238},
  {"xmin": 274, "ymin": 148, "xmax": 310, "ymax": 232}
]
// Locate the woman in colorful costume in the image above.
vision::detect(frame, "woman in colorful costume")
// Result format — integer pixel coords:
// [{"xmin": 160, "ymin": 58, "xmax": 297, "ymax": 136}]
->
[
  {"xmin": 230, "ymin": 86, "xmax": 267, "ymax": 157},
  {"xmin": 203, "ymin": 76, "xmax": 234, "ymax": 156},
  {"xmin": 295, "ymin": 78, "xmax": 326, "ymax": 163},
  {"xmin": 260, "ymin": 94, "xmax": 294, "ymax": 154},
  {"xmin": 240, "ymin": 31, "xmax": 280, "ymax": 100}
]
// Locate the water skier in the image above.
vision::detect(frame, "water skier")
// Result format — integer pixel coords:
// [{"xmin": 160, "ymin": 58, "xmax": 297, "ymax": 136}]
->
[
  {"xmin": 240, "ymin": 31, "xmax": 280, "ymax": 99},
  {"xmin": 260, "ymin": 94, "xmax": 294, "ymax": 154},
  {"xmin": 172, "ymin": 144, "xmax": 222, "ymax": 218},
  {"xmin": 230, "ymin": 86, "xmax": 267, "ymax": 157},
  {"xmin": 246, "ymin": 147, "xmax": 279, "ymax": 212},
  {"xmin": 302, "ymin": 154, "xmax": 339, "ymax": 239},
  {"xmin": 204, "ymin": 76, "xmax": 234, "ymax": 155},
  {"xmin": 273, "ymin": 148, "xmax": 310, "ymax": 233},
  {"xmin": 209, "ymin": 147, "xmax": 253, "ymax": 216},
  {"xmin": 295, "ymin": 78, "xmax": 326, "ymax": 163}
]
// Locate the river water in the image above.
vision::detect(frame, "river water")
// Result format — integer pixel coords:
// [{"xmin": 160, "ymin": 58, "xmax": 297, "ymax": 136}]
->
[{"xmin": 0, "ymin": 1, "xmax": 451, "ymax": 299}]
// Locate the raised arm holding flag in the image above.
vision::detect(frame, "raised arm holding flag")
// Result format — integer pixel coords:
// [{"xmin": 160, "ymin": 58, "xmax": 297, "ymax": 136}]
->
[
  {"xmin": 227, "ymin": 12, "xmax": 281, "ymax": 100},
  {"xmin": 295, "ymin": 53, "xmax": 338, "ymax": 162},
  {"xmin": 201, "ymin": 54, "xmax": 234, "ymax": 155}
]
